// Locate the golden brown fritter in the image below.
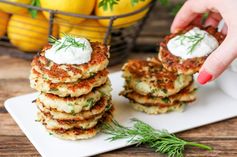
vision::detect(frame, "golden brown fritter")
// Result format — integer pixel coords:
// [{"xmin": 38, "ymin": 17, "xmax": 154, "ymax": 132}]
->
[
  {"xmin": 38, "ymin": 80, "xmax": 112, "ymax": 114},
  {"xmin": 44, "ymin": 109, "xmax": 113, "ymax": 140},
  {"xmin": 32, "ymin": 42, "xmax": 109, "ymax": 83},
  {"xmin": 38, "ymin": 105, "xmax": 114, "ymax": 130},
  {"xmin": 38, "ymin": 111, "xmax": 103, "ymax": 130},
  {"xmin": 30, "ymin": 68, "xmax": 109, "ymax": 97},
  {"xmin": 130, "ymin": 101, "xmax": 185, "ymax": 114},
  {"xmin": 122, "ymin": 57, "xmax": 193, "ymax": 97},
  {"xmin": 158, "ymin": 25, "xmax": 225, "ymax": 75},
  {"xmin": 120, "ymin": 81, "xmax": 196, "ymax": 106},
  {"xmin": 36, "ymin": 96, "xmax": 112, "ymax": 121}
]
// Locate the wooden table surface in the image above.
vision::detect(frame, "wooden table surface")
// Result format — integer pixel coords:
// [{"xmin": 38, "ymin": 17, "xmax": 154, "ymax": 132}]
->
[{"xmin": 1, "ymin": 4, "xmax": 237, "ymax": 157}]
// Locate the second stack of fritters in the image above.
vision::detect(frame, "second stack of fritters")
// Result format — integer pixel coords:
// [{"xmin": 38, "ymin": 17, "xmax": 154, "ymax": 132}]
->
[
  {"xmin": 30, "ymin": 42, "xmax": 113, "ymax": 140},
  {"xmin": 120, "ymin": 57, "xmax": 196, "ymax": 114},
  {"xmin": 120, "ymin": 26, "xmax": 225, "ymax": 114}
]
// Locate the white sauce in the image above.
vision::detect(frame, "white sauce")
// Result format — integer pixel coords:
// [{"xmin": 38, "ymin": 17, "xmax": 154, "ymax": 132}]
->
[
  {"xmin": 167, "ymin": 27, "xmax": 219, "ymax": 59},
  {"xmin": 45, "ymin": 37, "xmax": 93, "ymax": 65}
]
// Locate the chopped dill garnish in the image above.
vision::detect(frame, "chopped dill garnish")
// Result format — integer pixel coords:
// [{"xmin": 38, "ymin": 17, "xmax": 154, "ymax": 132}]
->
[
  {"xmin": 48, "ymin": 34, "xmax": 86, "ymax": 52},
  {"xmin": 175, "ymin": 33, "xmax": 205, "ymax": 55}
]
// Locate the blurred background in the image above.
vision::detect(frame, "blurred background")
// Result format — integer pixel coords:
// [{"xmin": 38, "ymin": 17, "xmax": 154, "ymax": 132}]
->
[{"xmin": 0, "ymin": 0, "xmax": 183, "ymax": 66}]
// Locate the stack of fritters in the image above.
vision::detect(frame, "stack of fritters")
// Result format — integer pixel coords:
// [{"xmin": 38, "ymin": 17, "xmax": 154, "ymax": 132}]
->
[
  {"xmin": 120, "ymin": 57, "xmax": 196, "ymax": 114},
  {"xmin": 30, "ymin": 42, "xmax": 113, "ymax": 140}
]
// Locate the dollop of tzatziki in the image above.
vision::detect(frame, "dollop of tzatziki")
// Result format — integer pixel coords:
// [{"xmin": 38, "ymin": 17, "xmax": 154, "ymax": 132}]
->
[
  {"xmin": 167, "ymin": 27, "xmax": 219, "ymax": 59},
  {"xmin": 45, "ymin": 36, "xmax": 93, "ymax": 65}
]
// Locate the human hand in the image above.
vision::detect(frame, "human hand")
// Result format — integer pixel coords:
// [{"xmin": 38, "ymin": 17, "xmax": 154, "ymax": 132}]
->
[{"xmin": 171, "ymin": 0, "xmax": 237, "ymax": 84}]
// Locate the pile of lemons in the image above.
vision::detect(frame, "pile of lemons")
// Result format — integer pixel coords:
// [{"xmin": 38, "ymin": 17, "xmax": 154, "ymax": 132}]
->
[{"xmin": 0, "ymin": 0, "xmax": 151, "ymax": 52}]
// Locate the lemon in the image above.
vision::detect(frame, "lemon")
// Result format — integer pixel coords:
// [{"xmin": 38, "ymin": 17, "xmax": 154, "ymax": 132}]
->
[
  {"xmin": 95, "ymin": 0, "xmax": 152, "ymax": 27},
  {"xmin": 0, "ymin": 11, "xmax": 9, "ymax": 38},
  {"xmin": 8, "ymin": 12, "xmax": 58, "ymax": 52},
  {"xmin": 0, "ymin": 0, "xmax": 31, "ymax": 14},
  {"xmin": 59, "ymin": 19, "xmax": 108, "ymax": 43},
  {"xmin": 40, "ymin": 0, "xmax": 96, "ymax": 24}
]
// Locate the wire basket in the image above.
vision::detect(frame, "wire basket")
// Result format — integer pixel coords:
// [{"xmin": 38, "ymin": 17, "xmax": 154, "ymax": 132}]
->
[{"xmin": 0, "ymin": 0, "xmax": 156, "ymax": 66}]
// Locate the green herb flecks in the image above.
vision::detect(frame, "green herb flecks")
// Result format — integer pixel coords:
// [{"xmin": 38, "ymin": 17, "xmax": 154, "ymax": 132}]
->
[
  {"xmin": 176, "ymin": 33, "xmax": 205, "ymax": 55},
  {"xmin": 48, "ymin": 34, "xmax": 86, "ymax": 52},
  {"xmin": 105, "ymin": 105, "xmax": 112, "ymax": 111},
  {"xmin": 49, "ymin": 88, "xmax": 58, "ymax": 92},
  {"xmin": 161, "ymin": 97, "xmax": 169, "ymax": 103},
  {"xmin": 100, "ymin": 91, "xmax": 105, "ymax": 97},
  {"xmin": 89, "ymin": 72, "xmax": 95, "ymax": 77},
  {"xmin": 151, "ymin": 88, "xmax": 158, "ymax": 94},
  {"xmin": 102, "ymin": 118, "xmax": 212, "ymax": 157},
  {"xmin": 161, "ymin": 88, "xmax": 167, "ymax": 94},
  {"xmin": 29, "ymin": 0, "xmax": 40, "ymax": 18},
  {"xmin": 67, "ymin": 103, "xmax": 73, "ymax": 106},
  {"xmin": 42, "ymin": 75, "xmax": 49, "ymax": 81},
  {"xmin": 70, "ymin": 109, "xmax": 77, "ymax": 116},
  {"xmin": 85, "ymin": 98, "xmax": 95, "ymax": 108}
]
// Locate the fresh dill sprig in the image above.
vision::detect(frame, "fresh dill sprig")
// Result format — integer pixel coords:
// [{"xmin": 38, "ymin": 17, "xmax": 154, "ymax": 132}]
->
[
  {"xmin": 48, "ymin": 34, "xmax": 86, "ymax": 52},
  {"xmin": 102, "ymin": 118, "xmax": 212, "ymax": 157},
  {"xmin": 176, "ymin": 33, "xmax": 205, "ymax": 55}
]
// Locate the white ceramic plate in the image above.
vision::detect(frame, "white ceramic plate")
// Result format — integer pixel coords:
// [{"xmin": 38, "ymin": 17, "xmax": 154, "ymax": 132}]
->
[{"xmin": 5, "ymin": 72, "xmax": 237, "ymax": 157}]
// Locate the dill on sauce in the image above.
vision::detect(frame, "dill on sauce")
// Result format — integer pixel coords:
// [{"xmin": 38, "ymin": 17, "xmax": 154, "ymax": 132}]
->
[
  {"xmin": 175, "ymin": 33, "xmax": 205, "ymax": 55},
  {"xmin": 48, "ymin": 34, "xmax": 86, "ymax": 52}
]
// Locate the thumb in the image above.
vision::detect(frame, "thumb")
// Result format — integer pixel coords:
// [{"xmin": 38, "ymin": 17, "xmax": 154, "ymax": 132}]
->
[{"xmin": 198, "ymin": 35, "xmax": 237, "ymax": 84}]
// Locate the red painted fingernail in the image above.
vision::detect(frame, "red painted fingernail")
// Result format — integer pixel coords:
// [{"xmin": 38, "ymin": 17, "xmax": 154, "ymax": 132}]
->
[{"xmin": 198, "ymin": 70, "xmax": 213, "ymax": 85}]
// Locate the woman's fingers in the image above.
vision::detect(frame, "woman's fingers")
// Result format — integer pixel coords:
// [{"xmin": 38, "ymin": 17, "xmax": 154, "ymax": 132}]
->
[
  {"xmin": 204, "ymin": 12, "xmax": 222, "ymax": 27},
  {"xmin": 171, "ymin": 0, "xmax": 211, "ymax": 33},
  {"xmin": 198, "ymin": 35, "xmax": 237, "ymax": 84},
  {"xmin": 170, "ymin": 0, "xmax": 237, "ymax": 84}
]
